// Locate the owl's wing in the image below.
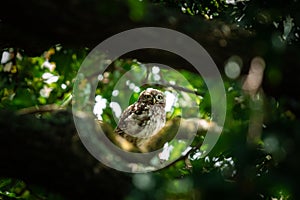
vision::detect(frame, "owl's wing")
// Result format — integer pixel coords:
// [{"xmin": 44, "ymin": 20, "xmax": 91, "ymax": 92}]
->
[
  {"xmin": 115, "ymin": 103, "xmax": 150, "ymax": 136},
  {"xmin": 114, "ymin": 105, "xmax": 132, "ymax": 135}
]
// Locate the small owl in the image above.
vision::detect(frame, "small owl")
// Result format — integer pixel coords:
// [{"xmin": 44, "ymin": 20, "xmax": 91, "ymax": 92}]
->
[{"xmin": 114, "ymin": 88, "xmax": 166, "ymax": 149}]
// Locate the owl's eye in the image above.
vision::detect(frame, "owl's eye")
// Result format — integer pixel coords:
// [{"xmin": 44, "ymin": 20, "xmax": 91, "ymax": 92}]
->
[
  {"xmin": 156, "ymin": 94, "xmax": 163, "ymax": 100},
  {"xmin": 144, "ymin": 94, "xmax": 151, "ymax": 99}
]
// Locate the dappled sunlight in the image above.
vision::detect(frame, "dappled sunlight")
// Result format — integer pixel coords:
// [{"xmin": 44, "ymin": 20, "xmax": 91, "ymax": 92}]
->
[
  {"xmin": 109, "ymin": 101, "xmax": 122, "ymax": 118},
  {"xmin": 93, "ymin": 95, "xmax": 107, "ymax": 120},
  {"xmin": 1, "ymin": 44, "xmax": 297, "ymax": 199},
  {"xmin": 39, "ymin": 85, "xmax": 53, "ymax": 98},
  {"xmin": 224, "ymin": 55, "xmax": 243, "ymax": 79},
  {"xmin": 242, "ymin": 57, "xmax": 266, "ymax": 96},
  {"xmin": 42, "ymin": 72, "xmax": 59, "ymax": 84},
  {"xmin": 132, "ymin": 174, "xmax": 155, "ymax": 191},
  {"xmin": 242, "ymin": 57, "xmax": 266, "ymax": 144},
  {"xmin": 164, "ymin": 91, "xmax": 177, "ymax": 112},
  {"xmin": 1, "ymin": 0, "xmax": 299, "ymax": 198}
]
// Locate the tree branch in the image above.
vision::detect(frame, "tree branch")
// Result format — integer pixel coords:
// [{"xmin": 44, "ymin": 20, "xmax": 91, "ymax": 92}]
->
[{"xmin": 16, "ymin": 104, "xmax": 65, "ymax": 115}]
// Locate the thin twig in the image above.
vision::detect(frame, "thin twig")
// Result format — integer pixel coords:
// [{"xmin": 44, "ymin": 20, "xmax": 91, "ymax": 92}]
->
[
  {"xmin": 16, "ymin": 104, "xmax": 66, "ymax": 115},
  {"xmin": 143, "ymin": 82, "xmax": 205, "ymax": 96},
  {"xmin": 159, "ymin": 141, "xmax": 203, "ymax": 172}
]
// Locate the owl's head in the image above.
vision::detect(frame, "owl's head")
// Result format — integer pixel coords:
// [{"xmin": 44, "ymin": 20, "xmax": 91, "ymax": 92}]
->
[{"xmin": 138, "ymin": 88, "xmax": 165, "ymax": 106}]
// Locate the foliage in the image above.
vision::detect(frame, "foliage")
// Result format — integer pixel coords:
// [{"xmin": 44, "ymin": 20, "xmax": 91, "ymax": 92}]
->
[
  {"xmin": 0, "ymin": 47, "xmax": 86, "ymax": 110},
  {"xmin": 1, "ymin": 0, "xmax": 300, "ymax": 199},
  {"xmin": 1, "ymin": 44, "xmax": 298, "ymax": 199},
  {"xmin": 152, "ymin": 0, "xmax": 227, "ymax": 18},
  {"xmin": 152, "ymin": 0, "xmax": 300, "ymax": 42},
  {"xmin": 0, "ymin": 178, "xmax": 63, "ymax": 200}
]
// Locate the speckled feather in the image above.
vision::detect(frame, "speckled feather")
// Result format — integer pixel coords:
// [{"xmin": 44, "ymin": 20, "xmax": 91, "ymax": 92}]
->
[{"xmin": 114, "ymin": 88, "xmax": 166, "ymax": 148}]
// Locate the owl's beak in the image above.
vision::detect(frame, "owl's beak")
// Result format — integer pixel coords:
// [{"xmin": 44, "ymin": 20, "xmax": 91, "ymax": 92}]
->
[{"xmin": 153, "ymin": 98, "xmax": 156, "ymax": 104}]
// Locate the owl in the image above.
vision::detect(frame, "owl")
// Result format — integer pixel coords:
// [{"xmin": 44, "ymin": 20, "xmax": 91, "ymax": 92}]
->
[{"xmin": 114, "ymin": 88, "xmax": 166, "ymax": 149}]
